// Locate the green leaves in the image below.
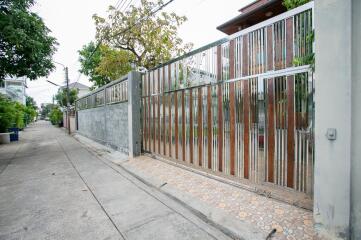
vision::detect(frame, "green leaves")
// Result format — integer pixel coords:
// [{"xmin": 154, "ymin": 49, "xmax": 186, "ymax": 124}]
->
[
  {"xmin": 78, "ymin": 42, "xmax": 133, "ymax": 88},
  {"xmin": 282, "ymin": 0, "xmax": 311, "ymax": 10},
  {"xmin": 0, "ymin": 0, "xmax": 57, "ymax": 81},
  {"xmin": 54, "ymin": 88, "xmax": 78, "ymax": 107},
  {"xmin": 93, "ymin": 0, "xmax": 192, "ymax": 70}
]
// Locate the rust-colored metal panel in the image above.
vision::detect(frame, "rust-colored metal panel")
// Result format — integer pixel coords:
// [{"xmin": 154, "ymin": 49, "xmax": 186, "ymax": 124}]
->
[
  {"xmin": 153, "ymin": 96, "xmax": 156, "ymax": 152},
  {"xmin": 148, "ymin": 96, "xmax": 151, "ymax": 151},
  {"xmin": 174, "ymin": 91, "xmax": 178, "ymax": 159},
  {"xmin": 267, "ymin": 78, "xmax": 275, "ymax": 182},
  {"xmin": 207, "ymin": 86, "xmax": 212, "ymax": 169},
  {"xmin": 267, "ymin": 26, "xmax": 273, "ymax": 71},
  {"xmin": 218, "ymin": 86, "xmax": 223, "ymax": 172},
  {"xmin": 163, "ymin": 95, "xmax": 166, "ymax": 155},
  {"xmin": 198, "ymin": 88, "xmax": 203, "ymax": 166},
  {"xmin": 168, "ymin": 65, "xmax": 171, "ymax": 92},
  {"xmin": 229, "ymin": 83, "xmax": 236, "ymax": 175},
  {"xmin": 229, "ymin": 40, "xmax": 236, "ymax": 175},
  {"xmin": 287, "ymin": 75, "xmax": 295, "ymax": 188},
  {"xmin": 168, "ymin": 94, "xmax": 172, "ymax": 157},
  {"xmin": 286, "ymin": 17, "xmax": 294, "ymax": 68},
  {"xmin": 182, "ymin": 91, "xmax": 186, "ymax": 161},
  {"xmin": 143, "ymin": 98, "xmax": 147, "ymax": 151},
  {"xmin": 243, "ymin": 81, "xmax": 250, "ymax": 179},
  {"xmin": 242, "ymin": 35, "xmax": 249, "ymax": 77},
  {"xmin": 189, "ymin": 89, "xmax": 194, "ymax": 164},
  {"xmin": 157, "ymin": 96, "xmax": 161, "ymax": 154}
]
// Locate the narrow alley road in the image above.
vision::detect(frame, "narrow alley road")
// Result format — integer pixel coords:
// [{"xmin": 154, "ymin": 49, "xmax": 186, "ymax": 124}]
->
[{"xmin": 0, "ymin": 121, "xmax": 231, "ymax": 240}]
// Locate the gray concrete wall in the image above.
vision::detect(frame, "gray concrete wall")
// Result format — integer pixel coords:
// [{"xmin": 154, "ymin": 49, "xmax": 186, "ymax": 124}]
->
[
  {"xmin": 76, "ymin": 71, "xmax": 141, "ymax": 156},
  {"xmin": 77, "ymin": 101, "xmax": 128, "ymax": 152},
  {"xmin": 315, "ymin": 0, "xmax": 361, "ymax": 239},
  {"xmin": 105, "ymin": 103, "xmax": 128, "ymax": 152},
  {"xmin": 314, "ymin": 0, "xmax": 352, "ymax": 239},
  {"xmin": 351, "ymin": 0, "xmax": 361, "ymax": 239}
]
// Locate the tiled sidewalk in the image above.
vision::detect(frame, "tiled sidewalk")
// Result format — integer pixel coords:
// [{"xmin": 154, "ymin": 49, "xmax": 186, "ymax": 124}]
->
[{"xmin": 125, "ymin": 156, "xmax": 320, "ymax": 240}]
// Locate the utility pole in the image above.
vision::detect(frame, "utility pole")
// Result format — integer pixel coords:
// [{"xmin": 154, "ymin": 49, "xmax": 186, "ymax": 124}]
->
[{"xmin": 65, "ymin": 67, "xmax": 71, "ymax": 135}]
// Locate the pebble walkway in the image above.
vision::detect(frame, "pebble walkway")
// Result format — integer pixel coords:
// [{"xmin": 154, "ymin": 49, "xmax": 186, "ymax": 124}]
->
[{"xmin": 125, "ymin": 156, "xmax": 322, "ymax": 240}]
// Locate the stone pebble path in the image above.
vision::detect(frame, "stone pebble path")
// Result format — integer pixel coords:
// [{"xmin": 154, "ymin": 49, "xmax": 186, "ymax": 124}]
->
[{"xmin": 126, "ymin": 156, "xmax": 322, "ymax": 240}]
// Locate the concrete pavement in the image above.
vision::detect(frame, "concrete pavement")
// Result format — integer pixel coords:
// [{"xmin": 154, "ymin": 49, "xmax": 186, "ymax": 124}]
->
[{"xmin": 0, "ymin": 121, "xmax": 233, "ymax": 240}]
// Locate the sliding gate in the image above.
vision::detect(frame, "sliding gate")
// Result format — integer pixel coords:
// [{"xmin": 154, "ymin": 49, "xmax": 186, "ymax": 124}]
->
[{"xmin": 141, "ymin": 2, "xmax": 314, "ymax": 195}]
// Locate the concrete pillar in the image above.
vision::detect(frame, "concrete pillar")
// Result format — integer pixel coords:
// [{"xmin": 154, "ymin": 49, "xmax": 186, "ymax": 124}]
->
[
  {"xmin": 314, "ymin": 0, "xmax": 361, "ymax": 239},
  {"xmin": 127, "ymin": 71, "xmax": 142, "ymax": 158},
  {"xmin": 351, "ymin": 0, "xmax": 361, "ymax": 239}
]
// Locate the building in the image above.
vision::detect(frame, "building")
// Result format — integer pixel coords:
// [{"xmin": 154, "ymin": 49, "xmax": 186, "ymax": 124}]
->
[
  {"xmin": 0, "ymin": 77, "xmax": 27, "ymax": 105},
  {"xmin": 217, "ymin": 0, "xmax": 287, "ymax": 35},
  {"xmin": 60, "ymin": 82, "xmax": 90, "ymax": 98}
]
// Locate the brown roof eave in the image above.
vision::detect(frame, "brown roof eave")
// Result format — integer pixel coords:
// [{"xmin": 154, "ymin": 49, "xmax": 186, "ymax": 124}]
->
[{"xmin": 216, "ymin": 0, "xmax": 280, "ymax": 33}]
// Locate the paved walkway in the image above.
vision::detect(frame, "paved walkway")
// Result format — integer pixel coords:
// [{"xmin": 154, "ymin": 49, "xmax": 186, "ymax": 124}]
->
[
  {"xmin": 122, "ymin": 157, "xmax": 318, "ymax": 240},
  {"xmin": 0, "ymin": 121, "xmax": 233, "ymax": 240},
  {"xmin": 74, "ymin": 133, "xmax": 322, "ymax": 240}
]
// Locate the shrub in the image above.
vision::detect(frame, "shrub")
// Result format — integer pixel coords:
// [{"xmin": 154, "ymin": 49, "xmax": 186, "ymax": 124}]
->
[
  {"xmin": 49, "ymin": 106, "xmax": 63, "ymax": 125},
  {"xmin": 0, "ymin": 94, "xmax": 15, "ymax": 133}
]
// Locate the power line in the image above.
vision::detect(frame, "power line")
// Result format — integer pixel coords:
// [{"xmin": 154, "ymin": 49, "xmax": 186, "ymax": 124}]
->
[
  {"xmin": 121, "ymin": 0, "xmax": 133, "ymax": 12},
  {"xmin": 88, "ymin": 0, "xmax": 176, "ymax": 63}
]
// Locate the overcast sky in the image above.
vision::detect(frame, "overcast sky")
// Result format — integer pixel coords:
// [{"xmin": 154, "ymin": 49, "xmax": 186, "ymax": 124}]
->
[{"xmin": 27, "ymin": 0, "xmax": 254, "ymax": 106}]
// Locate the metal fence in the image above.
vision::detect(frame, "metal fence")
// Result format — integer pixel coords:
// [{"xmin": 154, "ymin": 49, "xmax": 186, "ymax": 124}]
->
[
  {"xmin": 76, "ymin": 77, "xmax": 128, "ymax": 110},
  {"xmin": 141, "ymin": 2, "xmax": 314, "ymax": 195}
]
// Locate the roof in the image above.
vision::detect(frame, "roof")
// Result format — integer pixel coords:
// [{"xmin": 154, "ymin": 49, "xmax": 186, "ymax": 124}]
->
[
  {"xmin": 217, "ymin": 0, "xmax": 287, "ymax": 35},
  {"xmin": 60, "ymin": 82, "xmax": 89, "ymax": 90}
]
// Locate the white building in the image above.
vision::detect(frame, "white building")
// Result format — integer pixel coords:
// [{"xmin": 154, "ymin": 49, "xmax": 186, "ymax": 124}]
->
[
  {"xmin": 60, "ymin": 82, "xmax": 90, "ymax": 98},
  {"xmin": 0, "ymin": 77, "xmax": 27, "ymax": 105}
]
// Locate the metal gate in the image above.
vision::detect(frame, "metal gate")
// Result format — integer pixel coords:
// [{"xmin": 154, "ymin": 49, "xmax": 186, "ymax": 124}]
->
[{"xmin": 141, "ymin": 3, "xmax": 314, "ymax": 195}]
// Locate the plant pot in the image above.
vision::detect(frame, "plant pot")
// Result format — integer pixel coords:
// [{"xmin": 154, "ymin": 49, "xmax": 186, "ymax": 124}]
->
[{"xmin": 0, "ymin": 133, "xmax": 11, "ymax": 144}]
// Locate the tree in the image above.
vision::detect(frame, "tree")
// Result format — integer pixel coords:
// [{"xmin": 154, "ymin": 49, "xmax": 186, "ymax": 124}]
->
[
  {"xmin": 54, "ymin": 88, "xmax": 78, "ymax": 107},
  {"xmin": 49, "ymin": 106, "xmax": 62, "ymax": 126},
  {"xmin": 40, "ymin": 103, "xmax": 55, "ymax": 119},
  {"xmin": 93, "ymin": 0, "xmax": 192, "ymax": 70},
  {"xmin": 0, "ymin": 0, "xmax": 57, "ymax": 82},
  {"xmin": 79, "ymin": 42, "xmax": 109, "ymax": 87},
  {"xmin": 79, "ymin": 42, "xmax": 133, "ymax": 87},
  {"xmin": 95, "ymin": 45, "xmax": 134, "ymax": 81},
  {"xmin": 26, "ymin": 96, "xmax": 37, "ymax": 109}
]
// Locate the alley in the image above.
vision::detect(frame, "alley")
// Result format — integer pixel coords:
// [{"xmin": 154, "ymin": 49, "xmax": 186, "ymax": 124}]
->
[{"xmin": 0, "ymin": 121, "xmax": 231, "ymax": 240}]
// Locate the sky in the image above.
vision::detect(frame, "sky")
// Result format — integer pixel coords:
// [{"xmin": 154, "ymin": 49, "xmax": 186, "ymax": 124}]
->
[{"xmin": 27, "ymin": 0, "xmax": 254, "ymax": 106}]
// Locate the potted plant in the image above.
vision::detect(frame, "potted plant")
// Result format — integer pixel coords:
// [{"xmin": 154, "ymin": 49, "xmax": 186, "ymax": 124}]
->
[{"xmin": 0, "ymin": 94, "xmax": 15, "ymax": 144}]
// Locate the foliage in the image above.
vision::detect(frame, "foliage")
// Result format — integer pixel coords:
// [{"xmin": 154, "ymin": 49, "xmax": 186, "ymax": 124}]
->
[
  {"xmin": 283, "ymin": 0, "xmax": 314, "ymax": 71},
  {"xmin": 0, "ymin": 94, "xmax": 15, "ymax": 132},
  {"xmin": 79, "ymin": 42, "xmax": 133, "ymax": 87},
  {"xmin": 40, "ymin": 103, "xmax": 56, "ymax": 119},
  {"xmin": 78, "ymin": 42, "xmax": 109, "ymax": 87},
  {"xmin": 95, "ymin": 45, "xmax": 134, "ymax": 81},
  {"xmin": 49, "ymin": 106, "xmax": 63, "ymax": 125},
  {"xmin": 0, "ymin": 0, "xmax": 57, "ymax": 82},
  {"xmin": 26, "ymin": 96, "xmax": 37, "ymax": 109},
  {"xmin": 0, "ymin": 93, "xmax": 36, "ymax": 132},
  {"xmin": 282, "ymin": 0, "xmax": 311, "ymax": 10},
  {"xmin": 54, "ymin": 88, "xmax": 78, "ymax": 107},
  {"xmin": 93, "ymin": 0, "xmax": 193, "ymax": 70},
  {"xmin": 293, "ymin": 30, "xmax": 315, "ymax": 71}
]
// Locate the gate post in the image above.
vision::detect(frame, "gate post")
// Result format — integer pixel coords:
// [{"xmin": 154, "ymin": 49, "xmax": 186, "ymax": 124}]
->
[{"xmin": 128, "ymin": 71, "xmax": 142, "ymax": 158}]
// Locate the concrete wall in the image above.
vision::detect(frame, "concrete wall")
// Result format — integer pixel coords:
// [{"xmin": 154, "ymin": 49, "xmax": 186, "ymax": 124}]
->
[
  {"xmin": 77, "ymin": 101, "xmax": 128, "ymax": 153},
  {"xmin": 351, "ymin": 0, "xmax": 361, "ymax": 239},
  {"xmin": 314, "ymin": 0, "xmax": 361, "ymax": 239},
  {"xmin": 76, "ymin": 71, "xmax": 141, "ymax": 156}
]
